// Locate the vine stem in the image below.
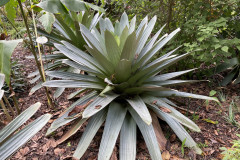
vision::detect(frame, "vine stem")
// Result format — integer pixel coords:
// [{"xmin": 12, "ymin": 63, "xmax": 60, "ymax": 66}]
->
[{"xmin": 17, "ymin": 0, "xmax": 54, "ymax": 109}]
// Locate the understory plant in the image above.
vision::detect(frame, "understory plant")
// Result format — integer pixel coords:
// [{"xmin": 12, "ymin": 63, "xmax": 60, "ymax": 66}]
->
[
  {"xmin": 28, "ymin": 0, "xmax": 104, "ymax": 98},
  {"xmin": 214, "ymin": 57, "xmax": 240, "ymax": 86},
  {"xmin": 43, "ymin": 13, "xmax": 217, "ymax": 160},
  {"xmin": 221, "ymin": 134, "xmax": 240, "ymax": 160},
  {"xmin": 0, "ymin": 74, "xmax": 51, "ymax": 160}
]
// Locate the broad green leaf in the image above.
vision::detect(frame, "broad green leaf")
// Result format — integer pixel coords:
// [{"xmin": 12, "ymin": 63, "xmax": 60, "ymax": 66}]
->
[
  {"xmin": 119, "ymin": 27, "xmax": 129, "ymax": 51},
  {"xmin": 0, "ymin": 0, "xmax": 9, "ymax": 7},
  {"xmin": 82, "ymin": 93, "xmax": 119, "ymax": 118},
  {"xmin": 105, "ymin": 30, "xmax": 121, "ymax": 66},
  {"xmin": 209, "ymin": 90, "xmax": 217, "ymax": 96},
  {"xmin": 0, "ymin": 39, "xmax": 23, "ymax": 86},
  {"xmin": 46, "ymin": 92, "xmax": 97, "ymax": 135},
  {"xmin": 128, "ymin": 106, "xmax": 162, "ymax": 160},
  {"xmin": 85, "ymin": 45, "xmax": 114, "ymax": 75},
  {"xmin": 120, "ymin": 113, "xmax": 136, "ymax": 160},
  {"xmin": 37, "ymin": 0, "xmax": 68, "ymax": 14},
  {"xmin": 115, "ymin": 59, "xmax": 131, "ymax": 82},
  {"xmin": 5, "ymin": 0, "xmax": 17, "ymax": 25},
  {"xmin": 84, "ymin": 1, "xmax": 105, "ymax": 13},
  {"xmin": 127, "ymin": 95, "xmax": 152, "ymax": 125},
  {"xmin": 43, "ymin": 80, "xmax": 104, "ymax": 89},
  {"xmin": 39, "ymin": 12, "xmax": 55, "ymax": 34},
  {"xmin": 60, "ymin": 0, "xmax": 87, "ymax": 12},
  {"xmin": 98, "ymin": 102, "xmax": 127, "ymax": 160},
  {"xmin": 0, "ymin": 102, "xmax": 41, "ymax": 143},
  {"xmin": 120, "ymin": 31, "xmax": 137, "ymax": 61},
  {"xmin": 221, "ymin": 46, "xmax": 229, "ymax": 52},
  {"xmin": 0, "ymin": 114, "xmax": 51, "ymax": 160},
  {"xmin": 73, "ymin": 108, "xmax": 107, "ymax": 159}
]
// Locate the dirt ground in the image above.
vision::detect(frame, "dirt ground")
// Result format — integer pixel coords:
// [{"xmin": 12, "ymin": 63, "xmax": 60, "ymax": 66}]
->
[{"xmin": 2, "ymin": 44, "xmax": 240, "ymax": 160}]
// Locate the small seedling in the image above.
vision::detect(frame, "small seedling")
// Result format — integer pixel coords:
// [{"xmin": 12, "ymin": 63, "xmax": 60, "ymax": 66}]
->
[
  {"xmin": 197, "ymin": 142, "xmax": 208, "ymax": 149},
  {"xmin": 221, "ymin": 134, "xmax": 240, "ymax": 160},
  {"xmin": 225, "ymin": 101, "xmax": 240, "ymax": 128},
  {"xmin": 181, "ymin": 138, "xmax": 187, "ymax": 156}
]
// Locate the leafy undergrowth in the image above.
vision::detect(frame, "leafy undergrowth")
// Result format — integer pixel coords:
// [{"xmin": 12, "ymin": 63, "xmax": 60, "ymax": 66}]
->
[{"xmin": 4, "ymin": 45, "xmax": 240, "ymax": 160}]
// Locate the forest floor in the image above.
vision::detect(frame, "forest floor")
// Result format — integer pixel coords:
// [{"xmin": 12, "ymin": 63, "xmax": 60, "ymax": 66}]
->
[{"xmin": 4, "ymin": 44, "xmax": 240, "ymax": 160}]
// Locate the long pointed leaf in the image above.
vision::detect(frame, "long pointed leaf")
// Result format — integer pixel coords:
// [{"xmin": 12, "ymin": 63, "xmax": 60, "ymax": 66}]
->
[
  {"xmin": 46, "ymin": 91, "xmax": 97, "ymax": 135},
  {"xmin": 120, "ymin": 113, "xmax": 136, "ymax": 160},
  {"xmin": 127, "ymin": 96, "xmax": 152, "ymax": 125},
  {"xmin": 73, "ymin": 108, "xmax": 107, "ymax": 159},
  {"xmin": 0, "ymin": 102, "xmax": 41, "ymax": 143},
  {"xmin": 98, "ymin": 102, "xmax": 127, "ymax": 160},
  {"xmin": 128, "ymin": 107, "xmax": 162, "ymax": 160},
  {"xmin": 0, "ymin": 114, "xmax": 51, "ymax": 159},
  {"xmin": 82, "ymin": 93, "xmax": 119, "ymax": 118},
  {"xmin": 155, "ymin": 111, "xmax": 202, "ymax": 154},
  {"xmin": 43, "ymin": 80, "xmax": 104, "ymax": 89},
  {"xmin": 143, "ymin": 96, "xmax": 200, "ymax": 132}
]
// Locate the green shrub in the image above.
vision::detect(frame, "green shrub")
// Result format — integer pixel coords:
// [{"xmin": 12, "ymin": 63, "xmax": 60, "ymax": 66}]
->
[{"xmin": 221, "ymin": 134, "xmax": 240, "ymax": 160}]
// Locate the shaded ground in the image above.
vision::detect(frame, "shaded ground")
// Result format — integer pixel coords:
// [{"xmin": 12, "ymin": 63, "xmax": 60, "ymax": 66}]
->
[{"xmin": 3, "ymin": 44, "xmax": 240, "ymax": 160}]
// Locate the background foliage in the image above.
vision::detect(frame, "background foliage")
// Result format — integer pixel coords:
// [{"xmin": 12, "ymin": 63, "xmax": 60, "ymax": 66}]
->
[{"xmin": 107, "ymin": 0, "xmax": 240, "ymax": 70}]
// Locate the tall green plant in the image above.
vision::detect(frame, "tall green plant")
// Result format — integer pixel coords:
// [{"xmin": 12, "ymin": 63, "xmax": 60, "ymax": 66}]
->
[
  {"xmin": 28, "ymin": 0, "xmax": 104, "ymax": 98},
  {"xmin": 43, "ymin": 13, "xmax": 218, "ymax": 159}
]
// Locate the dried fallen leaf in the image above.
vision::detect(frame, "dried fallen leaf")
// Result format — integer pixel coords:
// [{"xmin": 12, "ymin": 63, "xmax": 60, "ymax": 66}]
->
[
  {"xmin": 69, "ymin": 99, "xmax": 94, "ymax": 116},
  {"xmin": 20, "ymin": 147, "xmax": 29, "ymax": 156},
  {"xmin": 54, "ymin": 148, "xmax": 65, "ymax": 155},
  {"xmin": 171, "ymin": 155, "xmax": 185, "ymax": 160},
  {"xmin": 162, "ymin": 150, "xmax": 171, "ymax": 160},
  {"xmin": 169, "ymin": 134, "xmax": 176, "ymax": 142}
]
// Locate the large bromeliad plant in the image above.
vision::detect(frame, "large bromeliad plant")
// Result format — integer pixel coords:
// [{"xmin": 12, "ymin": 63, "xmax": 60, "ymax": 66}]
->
[{"xmin": 43, "ymin": 13, "xmax": 217, "ymax": 159}]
